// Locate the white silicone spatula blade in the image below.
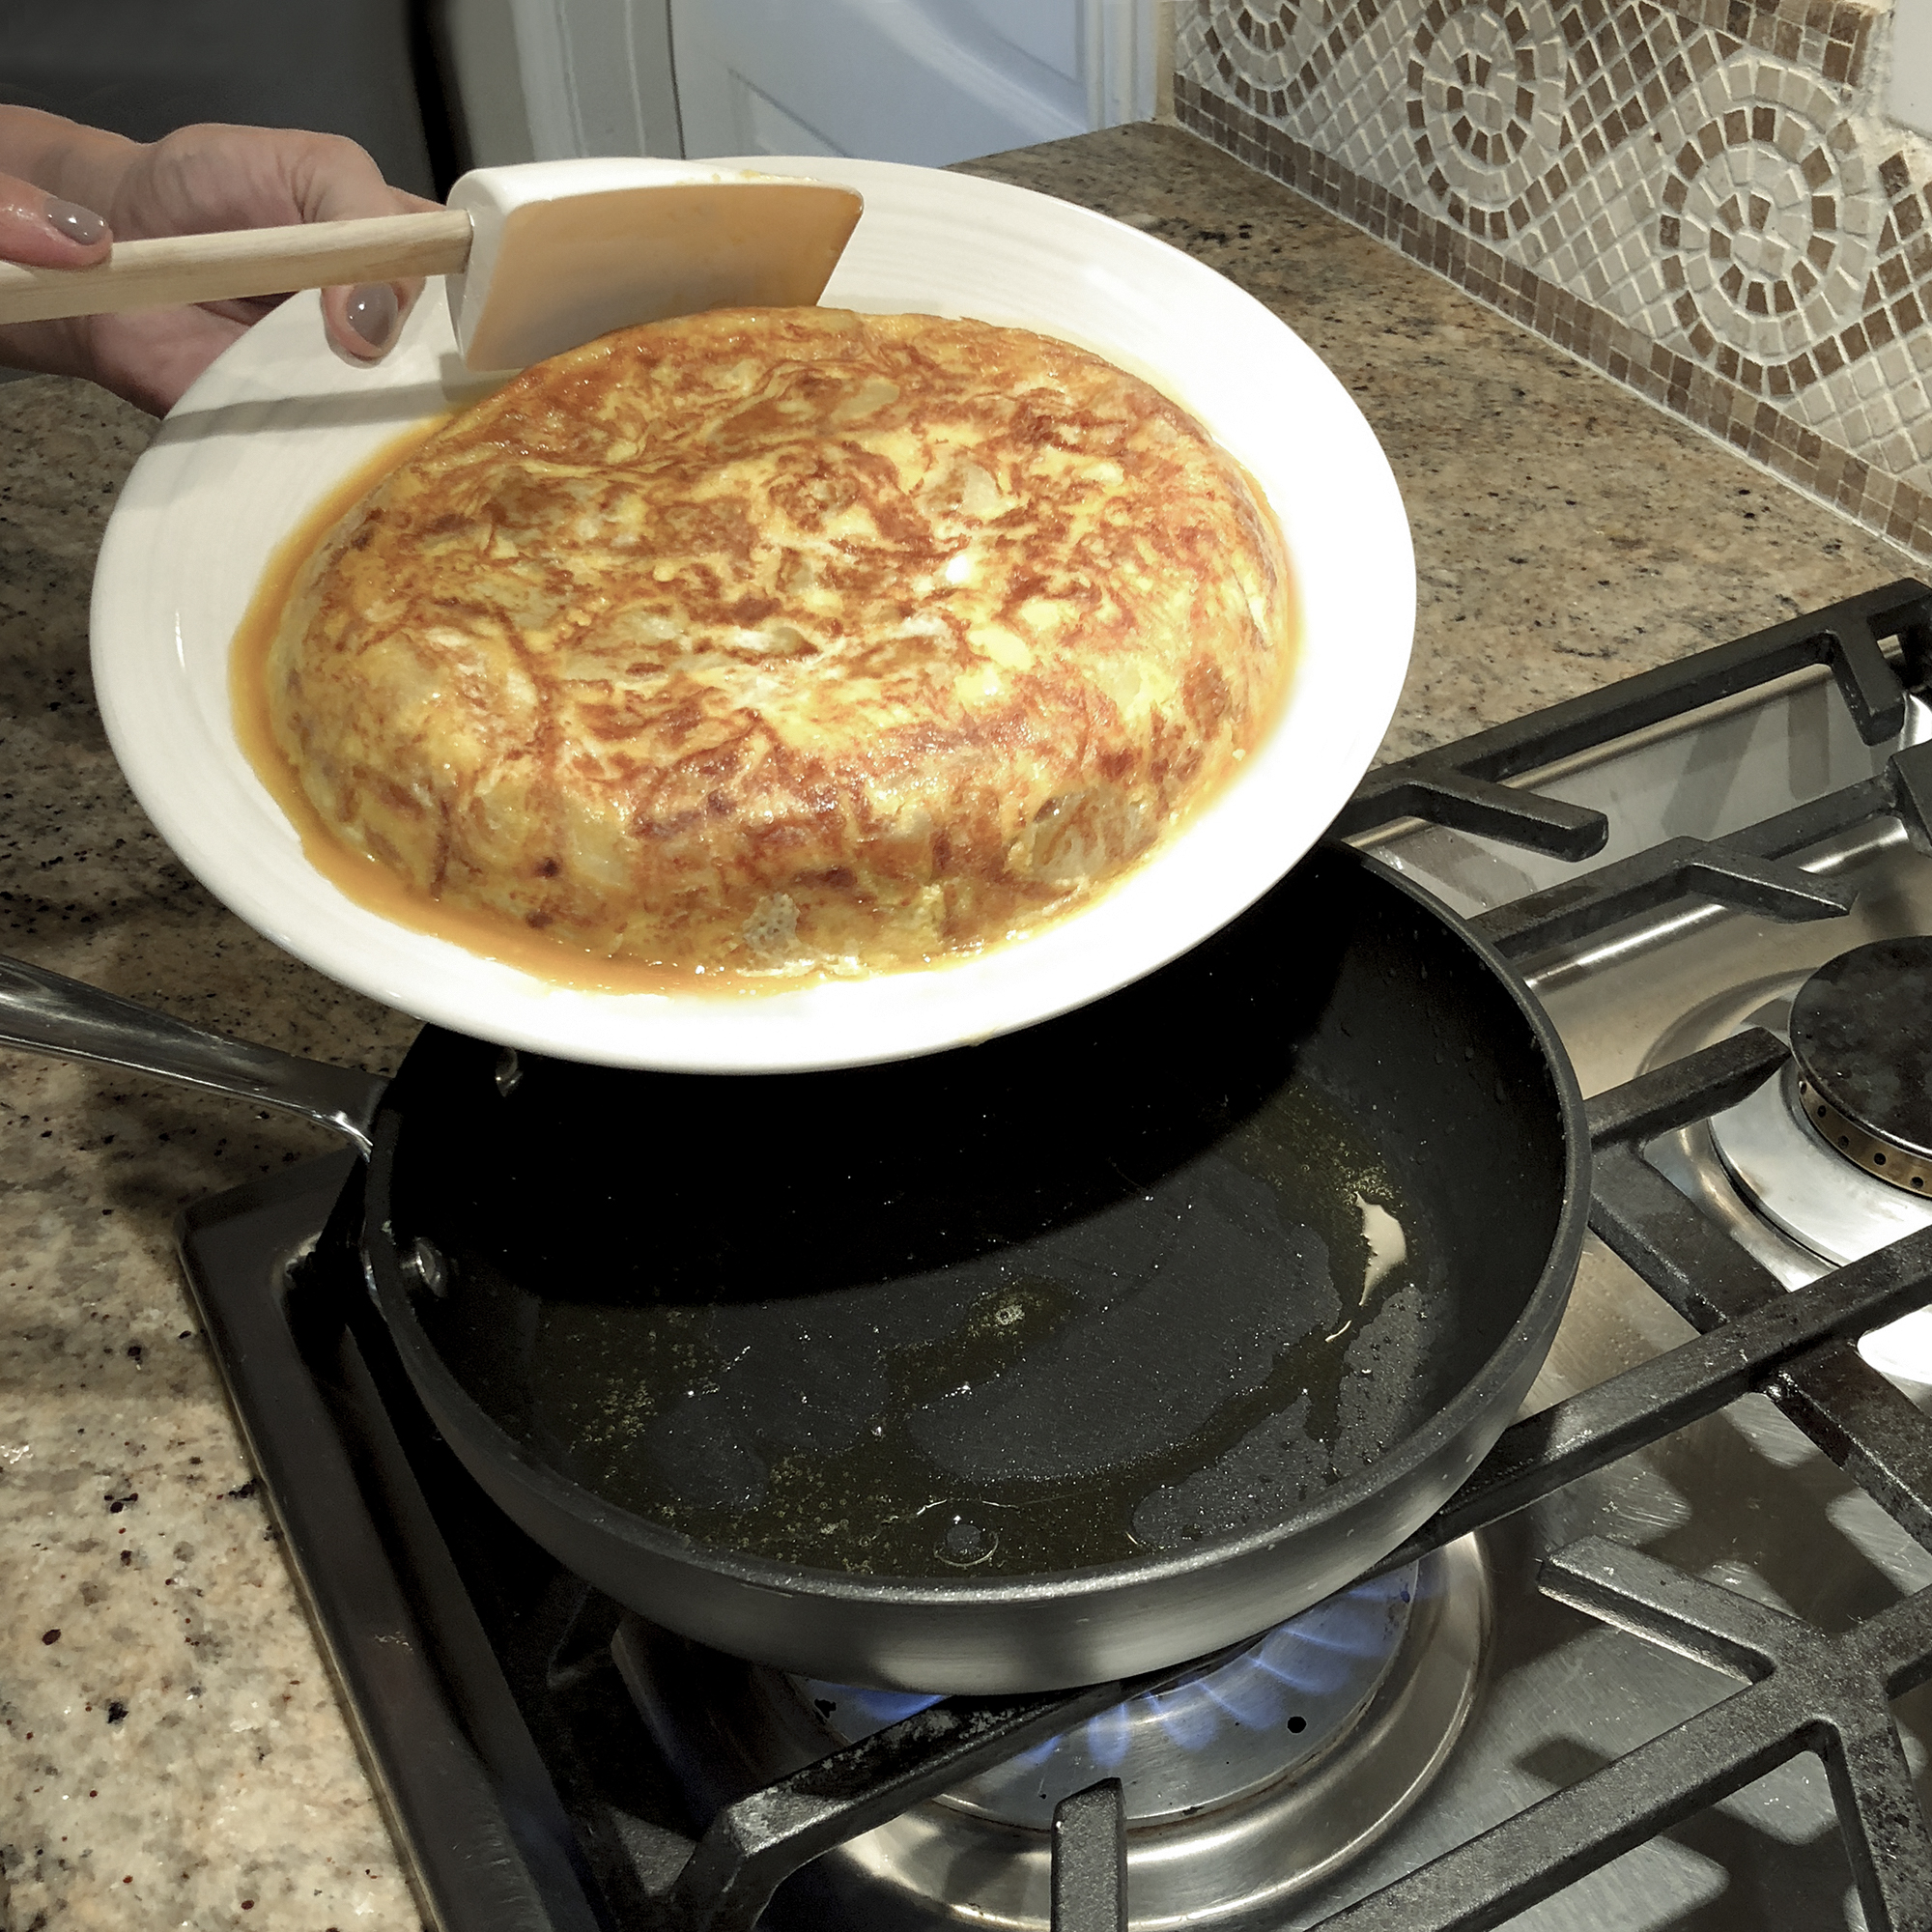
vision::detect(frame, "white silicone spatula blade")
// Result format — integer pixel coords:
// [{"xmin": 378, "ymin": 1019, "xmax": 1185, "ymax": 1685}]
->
[{"xmin": 447, "ymin": 157, "xmax": 865, "ymax": 372}]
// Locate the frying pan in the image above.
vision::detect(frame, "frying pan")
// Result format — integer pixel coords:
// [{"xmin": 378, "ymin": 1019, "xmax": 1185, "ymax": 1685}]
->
[{"xmin": 0, "ymin": 846, "xmax": 1586, "ymax": 1692}]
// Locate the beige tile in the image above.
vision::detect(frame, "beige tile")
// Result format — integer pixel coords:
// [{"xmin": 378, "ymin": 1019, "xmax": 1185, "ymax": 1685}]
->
[{"xmin": 1179, "ymin": 0, "xmax": 1932, "ymax": 558}]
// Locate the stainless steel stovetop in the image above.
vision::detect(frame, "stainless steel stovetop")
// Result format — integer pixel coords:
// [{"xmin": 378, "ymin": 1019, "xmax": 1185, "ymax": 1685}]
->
[
  {"xmin": 1314, "ymin": 589, "xmax": 1932, "ymax": 1929},
  {"xmin": 177, "ymin": 582, "xmax": 1932, "ymax": 1930}
]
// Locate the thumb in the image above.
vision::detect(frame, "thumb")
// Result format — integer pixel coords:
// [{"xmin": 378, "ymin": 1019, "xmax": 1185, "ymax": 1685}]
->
[
  {"xmin": 319, "ymin": 189, "xmax": 441, "ymax": 366},
  {"xmin": 0, "ymin": 174, "xmax": 110, "ymax": 267}
]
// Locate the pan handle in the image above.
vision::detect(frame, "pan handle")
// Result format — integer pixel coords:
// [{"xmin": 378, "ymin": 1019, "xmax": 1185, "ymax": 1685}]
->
[{"xmin": 0, "ymin": 952, "xmax": 384, "ymax": 1156}]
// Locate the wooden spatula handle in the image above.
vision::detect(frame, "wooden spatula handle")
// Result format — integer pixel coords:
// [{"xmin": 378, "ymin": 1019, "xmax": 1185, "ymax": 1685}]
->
[{"xmin": 0, "ymin": 209, "xmax": 474, "ymax": 326}]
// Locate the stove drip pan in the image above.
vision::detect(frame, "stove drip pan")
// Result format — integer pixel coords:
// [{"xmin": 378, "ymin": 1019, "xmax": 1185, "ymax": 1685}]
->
[
  {"xmin": 617, "ymin": 1539, "xmax": 1486, "ymax": 1929},
  {"xmin": 1711, "ymin": 1061, "xmax": 1932, "ymax": 1275}
]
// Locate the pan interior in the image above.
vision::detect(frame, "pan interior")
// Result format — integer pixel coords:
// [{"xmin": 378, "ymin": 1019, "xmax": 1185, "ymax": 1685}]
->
[{"xmin": 393, "ymin": 853, "xmax": 1565, "ymax": 1581}]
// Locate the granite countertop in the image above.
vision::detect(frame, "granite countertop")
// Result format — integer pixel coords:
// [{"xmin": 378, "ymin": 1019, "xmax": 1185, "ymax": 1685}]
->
[{"xmin": 0, "ymin": 120, "xmax": 1917, "ymax": 1930}]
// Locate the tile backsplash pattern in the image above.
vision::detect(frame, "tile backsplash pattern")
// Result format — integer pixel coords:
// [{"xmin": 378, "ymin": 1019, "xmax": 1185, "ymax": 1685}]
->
[{"xmin": 1176, "ymin": 0, "xmax": 1932, "ymax": 556}]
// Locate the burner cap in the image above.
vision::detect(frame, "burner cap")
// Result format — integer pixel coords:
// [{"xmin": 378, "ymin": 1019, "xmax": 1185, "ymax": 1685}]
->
[{"xmin": 1789, "ymin": 938, "xmax": 1932, "ymax": 1194}]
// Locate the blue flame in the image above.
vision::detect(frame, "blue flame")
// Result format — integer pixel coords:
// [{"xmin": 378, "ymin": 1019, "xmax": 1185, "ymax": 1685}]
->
[
  {"xmin": 1084, "ymin": 1701, "xmax": 1133, "ymax": 1769},
  {"xmin": 1200, "ymin": 1658, "xmax": 1291, "ymax": 1728},
  {"xmin": 802, "ymin": 1565, "xmax": 1421, "ymax": 1787},
  {"xmin": 1054, "ymin": 1566, "xmax": 1413, "ymax": 1765},
  {"xmin": 1144, "ymin": 1684, "xmax": 1224, "ymax": 1750},
  {"xmin": 845, "ymin": 1688, "xmax": 944, "ymax": 1726}
]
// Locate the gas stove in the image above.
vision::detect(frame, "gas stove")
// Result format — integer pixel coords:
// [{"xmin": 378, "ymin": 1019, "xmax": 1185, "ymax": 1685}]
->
[{"xmin": 178, "ymin": 581, "xmax": 1932, "ymax": 1930}]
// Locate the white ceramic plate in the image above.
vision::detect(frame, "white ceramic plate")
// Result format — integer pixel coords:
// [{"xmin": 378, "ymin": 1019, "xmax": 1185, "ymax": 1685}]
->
[{"xmin": 91, "ymin": 157, "xmax": 1414, "ymax": 1073}]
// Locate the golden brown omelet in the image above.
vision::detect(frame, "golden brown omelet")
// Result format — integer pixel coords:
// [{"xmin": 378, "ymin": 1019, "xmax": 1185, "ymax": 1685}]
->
[{"xmin": 267, "ymin": 307, "xmax": 1294, "ymax": 980}]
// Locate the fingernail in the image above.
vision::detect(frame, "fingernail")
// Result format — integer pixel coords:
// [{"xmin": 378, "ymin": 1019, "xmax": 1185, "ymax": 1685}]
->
[
  {"xmin": 345, "ymin": 282, "xmax": 399, "ymax": 350},
  {"xmin": 44, "ymin": 196, "xmax": 106, "ymax": 246}
]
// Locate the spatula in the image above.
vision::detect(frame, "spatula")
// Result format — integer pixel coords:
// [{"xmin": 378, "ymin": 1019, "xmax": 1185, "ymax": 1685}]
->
[{"xmin": 0, "ymin": 156, "xmax": 865, "ymax": 371}]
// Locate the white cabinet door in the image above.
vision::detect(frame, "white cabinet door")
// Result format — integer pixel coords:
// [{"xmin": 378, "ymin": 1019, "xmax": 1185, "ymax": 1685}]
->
[
  {"xmin": 1890, "ymin": 0, "xmax": 1932, "ymax": 138},
  {"xmin": 459, "ymin": 0, "xmax": 1159, "ymax": 167},
  {"xmin": 669, "ymin": 0, "xmax": 1126, "ymax": 164}
]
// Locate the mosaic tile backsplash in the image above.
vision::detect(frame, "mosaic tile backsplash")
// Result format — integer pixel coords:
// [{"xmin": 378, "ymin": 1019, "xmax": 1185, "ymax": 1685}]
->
[{"xmin": 1176, "ymin": 0, "xmax": 1932, "ymax": 556}]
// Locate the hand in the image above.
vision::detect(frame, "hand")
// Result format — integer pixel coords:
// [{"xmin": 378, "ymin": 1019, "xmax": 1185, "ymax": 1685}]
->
[{"xmin": 0, "ymin": 114, "xmax": 437, "ymax": 414}]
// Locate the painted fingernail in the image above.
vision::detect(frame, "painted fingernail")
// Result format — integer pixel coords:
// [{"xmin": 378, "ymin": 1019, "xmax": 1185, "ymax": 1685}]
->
[
  {"xmin": 345, "ymin": 282, "xmax": 399, "ymax": 351},
  {"xmin": 44, "ymin": 197, "xmax": 106, "ymax": 246}
]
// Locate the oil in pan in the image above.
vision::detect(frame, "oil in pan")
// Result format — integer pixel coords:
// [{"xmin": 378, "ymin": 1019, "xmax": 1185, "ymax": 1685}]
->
[{"xmin": 518, "ymin": 1077, "xmax": 1437, "ymax": 1578}]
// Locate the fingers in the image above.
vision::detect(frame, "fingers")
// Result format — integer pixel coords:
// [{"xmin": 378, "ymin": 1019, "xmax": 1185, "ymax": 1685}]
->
[{"xmin": 0, "ymin": 171, "xmax": 110, "ymax": 268}]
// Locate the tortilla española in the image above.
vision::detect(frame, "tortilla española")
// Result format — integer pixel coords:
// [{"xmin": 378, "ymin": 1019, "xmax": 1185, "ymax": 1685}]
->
[{"xmin": 262, "ymin": 306, "xmax": 1295, "ymax": 982}]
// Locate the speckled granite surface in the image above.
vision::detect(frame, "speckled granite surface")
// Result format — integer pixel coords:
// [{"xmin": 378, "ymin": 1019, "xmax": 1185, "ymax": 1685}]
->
[
  {"xmin": 0, "ymin": 119, "xmax": 1919, "ymax": 1931},
  {"xmin": 0, "ymin": 399, "xmax": 420, "ymax": 1927}
]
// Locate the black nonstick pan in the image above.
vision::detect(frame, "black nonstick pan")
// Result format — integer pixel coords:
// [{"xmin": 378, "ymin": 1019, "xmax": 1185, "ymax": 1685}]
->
[{"xmin": 0, "ymin": 845, "xmax": 1587, "ymax": 1692}]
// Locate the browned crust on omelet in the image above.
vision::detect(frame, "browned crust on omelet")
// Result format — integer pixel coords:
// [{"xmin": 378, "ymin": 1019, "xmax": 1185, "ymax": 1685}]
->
[{"xmin": 268, "ymin": 306, "xmax": 1294, "ymax": 978}]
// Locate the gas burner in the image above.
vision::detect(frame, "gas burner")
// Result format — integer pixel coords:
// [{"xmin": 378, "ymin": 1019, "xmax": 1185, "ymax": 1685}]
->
[
  {"xmin": 1694, "ymin": 980, "xmax": 1932, "ymax": 1383},
  {"xmin": 1789, "ymin": 938, "xmax": 1932, "ymax": 1195},
  {"xmin": 617, "ymin": 1540, "xmax": 1487, "ymax": 1929}
]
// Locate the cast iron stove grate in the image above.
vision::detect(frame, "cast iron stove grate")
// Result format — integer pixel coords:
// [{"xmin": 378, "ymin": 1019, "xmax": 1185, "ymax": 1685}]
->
[{"xmin": 178, "ymin": 581, "xmax": 1932, "ymax": 1931}]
